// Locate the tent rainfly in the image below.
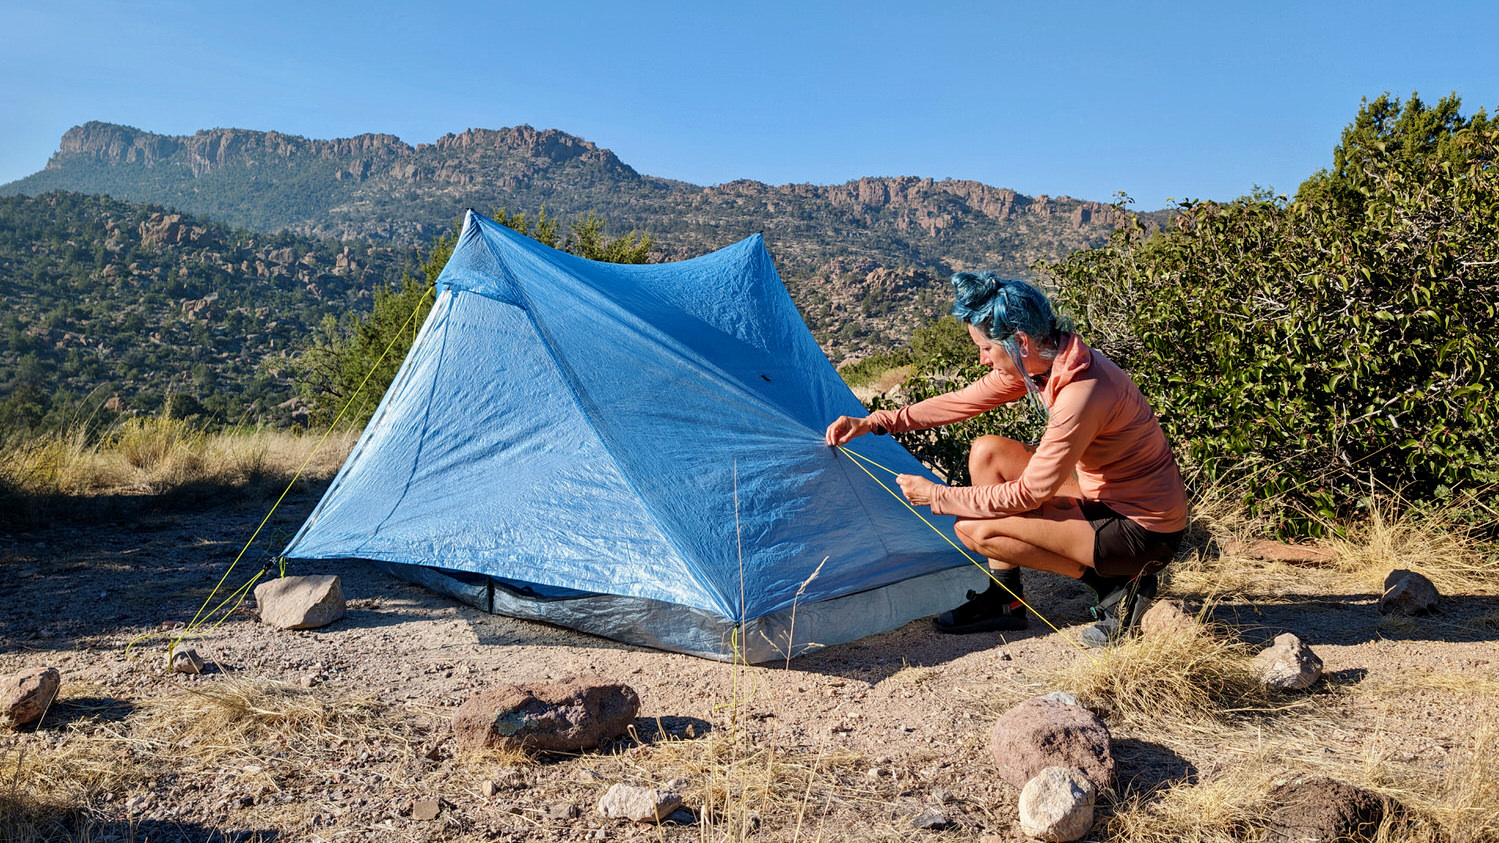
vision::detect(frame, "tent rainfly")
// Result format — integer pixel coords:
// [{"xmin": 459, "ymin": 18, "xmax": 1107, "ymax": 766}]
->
[{"xmin": 281, "ymin": 210, "xmax": 984, "ymax": 662}]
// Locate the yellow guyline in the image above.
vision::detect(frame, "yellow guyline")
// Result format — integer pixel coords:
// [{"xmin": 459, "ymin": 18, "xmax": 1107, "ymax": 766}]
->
[
  {"xmin": 128, "ymin": 285, "xmax": 438, "ymax": 668},
  {"xmin": 835, "ymin": 444, "xmax": 1097, "ymax": 661}
]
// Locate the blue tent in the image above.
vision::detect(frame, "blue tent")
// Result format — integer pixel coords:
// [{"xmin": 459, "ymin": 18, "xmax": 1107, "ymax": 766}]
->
[{"xmin": 281, "ymin": 210, "xmax": 983, "ymax": 662}]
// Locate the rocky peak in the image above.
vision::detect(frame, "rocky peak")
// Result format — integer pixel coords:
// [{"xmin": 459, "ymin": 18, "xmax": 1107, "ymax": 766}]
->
[
  {"xmin": 429, "ymin": 126, "xmax": 637, "ymax": 174},
  {"xmin": 54, "ymin": 122, "xmax": 181, "ymax": 168}
]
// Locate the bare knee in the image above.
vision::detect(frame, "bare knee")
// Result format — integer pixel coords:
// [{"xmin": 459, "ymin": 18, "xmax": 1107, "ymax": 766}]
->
[{"xmin": 969, "ymin": 435, "xmax": 1031, "ymax": 484}]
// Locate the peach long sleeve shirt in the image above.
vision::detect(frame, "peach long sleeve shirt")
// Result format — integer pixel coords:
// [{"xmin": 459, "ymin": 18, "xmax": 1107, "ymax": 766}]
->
[{"xmin": 865, "ymin": 334, "xmax": 1188, "ymax": 533}]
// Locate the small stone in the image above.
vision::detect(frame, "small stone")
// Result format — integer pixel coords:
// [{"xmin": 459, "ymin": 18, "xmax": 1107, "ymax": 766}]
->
[
  {"xmin": 1037, "ymin": 691, "xmax": 1080, "ymax": 707},
  {"xmin": 912, "ymin": 807, "xmax": 951, "ymax": 830},
  {"xmin": 481, "ymin": 780, "xmax": 497, "ymax": 797},
  {"xmin": 1264, "ymin": 775, "xmax": 1392, "ymax": 842},
  {"xmin": 411, "ymin": 798, "xmax": 440, "ymax": 821},
  {"xmin": 1018, "ymin": 766, "xmax": 1097, "ymax": 841},
  {"xmin": 2, "ymin": 667, "xmax": 61, "ymax": 728},
  {"xmin": 170, "ymin": 649, "xmax": 205, "ymax": 675},
  {"xmin": 547, "ymin": 801, "xmax": 580, "ymax": 821},
  {"xmin": 1379, "ymin": 570, "xmax": 1439, "ymax": 616},
  {"xmin": 453, "ymin": 676, "xmax": 640, "ymax": 753},
  {"xmin": 989, "ymin": 698, "xmax": 1114, "ymax": 791},
  {"xmin": 1253, "ymin": 633, "xmax": 1324, "ymax": 691},
  {"xmin": 597, "ymin": 783, "xmax": 682, "ymax": 823},
  {"xmin": 1140, "ymin": 599, "xmax": 1196, "ymax": 637},
  {"xmin": 253, "ymin": 575, "xmax": 345, "ymax": 630},
  {"xmin": 931, "ymin": 788, "xmax": 952, "ymax": 804}
]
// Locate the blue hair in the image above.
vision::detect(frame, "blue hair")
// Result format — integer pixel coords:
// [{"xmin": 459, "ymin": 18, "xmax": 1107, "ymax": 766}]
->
[
  {"xmin": 949, "ymin": 272, "xmax": 1068, "ymax": 358},
  {"xmin": 950, "ymin": 273, "xmax": 1071, "ymax": 425}
]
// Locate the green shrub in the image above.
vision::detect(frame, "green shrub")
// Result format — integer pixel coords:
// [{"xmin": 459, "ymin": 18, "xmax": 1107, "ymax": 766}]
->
[{"xmin": 1041, "ymin": 93, "xmax": 1499, "ymax": 533}]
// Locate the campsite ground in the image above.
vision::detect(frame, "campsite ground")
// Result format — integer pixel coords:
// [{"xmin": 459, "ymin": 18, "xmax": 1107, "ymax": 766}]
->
[{"xmin": 3, "ymin": 470, "xmax": 1499, "ymax": 842}]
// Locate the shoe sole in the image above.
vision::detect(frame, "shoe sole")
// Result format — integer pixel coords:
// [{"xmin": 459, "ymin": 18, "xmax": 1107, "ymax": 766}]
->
[{"xmin": 932, "ymin": 616, "xmax": 1030, "ymax": 635}]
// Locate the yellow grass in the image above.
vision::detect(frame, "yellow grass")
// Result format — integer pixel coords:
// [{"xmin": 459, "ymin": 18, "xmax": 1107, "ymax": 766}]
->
[{"xmin": 0, "ymin": 418, "xmax": 356, "ymax": 499}]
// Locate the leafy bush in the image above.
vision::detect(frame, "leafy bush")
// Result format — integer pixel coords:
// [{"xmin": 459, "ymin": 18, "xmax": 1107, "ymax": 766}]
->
[{"xmin": 1042, "ymin": 93, "xmax": 1499, "ymax": 533}]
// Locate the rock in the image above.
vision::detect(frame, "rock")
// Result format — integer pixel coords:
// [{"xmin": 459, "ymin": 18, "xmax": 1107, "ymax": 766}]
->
[
  {"xmin": 481, "ymin": 780, "xmax": 497, "ymax": 797},
  {"xmin": 1224, "ymin": 539, "xmax": 1335, "ymax": 566},
  {"xmin": 597, "ymin": 783, "xmax": 682, "ymax": 823},
  {"xmin": 170, "ymin": 648, "xmax": 205, "ymax": 675},
  {"xmin": 411, "ymin": 798, "xmax": 441, "ymax": 821},
  {"xmin": 1140, "ymin": 599, "xmax": 1196, "ymax": 637},
  {"xmin": 1264, "ymin": 776, "xmax": 1391, "ymax": 842},
  {"xmin": 1037, "ymin": 691, "xmax": 1080, "ymax": 707},
  {"xmin": 989, "ymin": 698, "xmax": 1114, "ymax": 791},
  {"xmin": 452, "ymin": 675, "xmax": 640, "ymax": 753},
  {"xmin": 2, "ymin": 667, "xmax": 61, "ymax": 728},
  {"xmin": 1253, "ymin": 633, "xmax": 1324, "ymax": 691},
  {"xmin": 1379, "ymin": 570, "xmax": 1440, "ymax": 616},
  {"xmin": 1018, "ymin": 766, "xmax": 1097, "ymax": 841},
  {"xmin": 547, "ymin": 801, "xmax": 580, "ymax": 820},
  {"xmin": 912, "ymin": 807, "xmax": 952, "ymax": 830},
  {"xmin": 253, "ymin": 575, "xmax": 345, "ymax": 630}
]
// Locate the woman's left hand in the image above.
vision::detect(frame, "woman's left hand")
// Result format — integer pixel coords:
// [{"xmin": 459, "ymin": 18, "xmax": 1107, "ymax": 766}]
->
[{"xmin": 896, "ymin": 474, "xmax": 938, "ymax": 507}]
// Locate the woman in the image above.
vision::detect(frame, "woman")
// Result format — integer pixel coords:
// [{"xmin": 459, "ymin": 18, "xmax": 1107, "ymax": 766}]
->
[{"xmin": 824, "ymin": 274, "xmax": 1187, "ymax": 647}]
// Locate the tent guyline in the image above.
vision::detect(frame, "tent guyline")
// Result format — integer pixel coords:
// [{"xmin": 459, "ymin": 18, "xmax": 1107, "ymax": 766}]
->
[
  {"xmin": 137, "ymin": 286, "xmax": 438, "ymax": 668},
  {"xmin": 836, "ymin": 445, "xmax": 1095, "ymax": 660}
]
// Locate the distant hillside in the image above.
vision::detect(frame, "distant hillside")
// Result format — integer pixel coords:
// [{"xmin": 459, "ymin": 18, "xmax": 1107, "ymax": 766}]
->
[
  {"xmin": 3, "ymin": 122, "xmax": 1165, "ymax": 361},
  {"xmin": 0, "ymin": 192, "xmax": 412, "ymax": 429}
]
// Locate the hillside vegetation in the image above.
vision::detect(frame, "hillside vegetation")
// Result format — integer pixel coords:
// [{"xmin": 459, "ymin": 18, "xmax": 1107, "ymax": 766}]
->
[{"xmin": 0, "ymin": 192, "xmax": 412, "ymax": 431}]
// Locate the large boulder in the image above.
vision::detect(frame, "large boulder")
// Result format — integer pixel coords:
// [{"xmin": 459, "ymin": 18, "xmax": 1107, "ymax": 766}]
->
[
  {"xmin": 1018, "ymin": 766, "xmax": 1096, "ymax": 841},
  {"xmin": 2, "ymin": 667, "xmax": 61, "ymax": 729},
  {"xmin": 254, "ymin": 574, "xmax": 345, "ymax": 630},
  {"xmin": 1379, "ymin": 569, "xmax": 1439, "ymax": 615},
  {"xmin": 1264, "ymin": 776, "xmax": 1392, "ymax": 842},
  {"xmin": 989, "ymin": 697, "xmax": 1114, "ymax": 791},
  {"xmin": 453, "ymin": 675, "xmax": 640, "ymax": 753},
  {"xmin": 1253, "ymin": 633, "xmax": 1323, "ymax": 691}
]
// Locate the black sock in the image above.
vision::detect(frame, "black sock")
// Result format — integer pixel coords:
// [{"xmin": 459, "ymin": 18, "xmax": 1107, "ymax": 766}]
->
[
  {"xmin": 1077, "ymin": 566, "xmax": 1120, "ymax": 600},
  {"xmin": 988, "ymin": 567, "xmax": 1023, "ymax": 602}
]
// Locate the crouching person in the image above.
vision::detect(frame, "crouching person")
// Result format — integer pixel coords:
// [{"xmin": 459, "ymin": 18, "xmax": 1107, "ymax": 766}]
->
[{"xmin": 824, "ymin": 274, "xmax": 1187, "ymax": 647}]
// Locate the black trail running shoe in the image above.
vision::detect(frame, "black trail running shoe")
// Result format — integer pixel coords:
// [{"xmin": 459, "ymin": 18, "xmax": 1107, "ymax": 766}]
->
[{"xmin": 933, "ymin": 582, "xmax": 1029, "ymax": 634}]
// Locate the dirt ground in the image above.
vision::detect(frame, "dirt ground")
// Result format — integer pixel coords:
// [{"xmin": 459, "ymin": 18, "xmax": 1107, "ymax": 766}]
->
[{"xmin": 3, "ymin": 481, "xmax": 1497, "ymax": 842}]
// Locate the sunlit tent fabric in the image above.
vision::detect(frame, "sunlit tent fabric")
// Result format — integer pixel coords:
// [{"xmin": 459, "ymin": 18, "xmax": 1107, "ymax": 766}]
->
[{"xmin": 281, "ymin": 210, "xmax": 984, "ymax": 662}]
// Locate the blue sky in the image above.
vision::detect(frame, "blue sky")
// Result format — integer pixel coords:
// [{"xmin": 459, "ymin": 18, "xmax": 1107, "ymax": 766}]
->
[{"xmin": 2, "ymin": 1, "xmax": 1496, "ymax": 209}]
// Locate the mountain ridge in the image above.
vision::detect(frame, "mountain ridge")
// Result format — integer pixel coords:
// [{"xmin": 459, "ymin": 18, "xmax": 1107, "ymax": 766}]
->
[{"xmin": 4, "ymin": 121, "xmax": 1161, "ymax": 362}]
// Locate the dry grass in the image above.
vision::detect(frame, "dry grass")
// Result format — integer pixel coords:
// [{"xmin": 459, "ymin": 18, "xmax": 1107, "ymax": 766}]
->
[
  {"xmin": 0, "ymin": 418, "xmax": 356, "ymax": 500},
  {"xmin": 1, "ymin": 678, "xmax": 392, "ymax": 842},
  {"xmin": 1050, "ymin": 618, "xmax": 1289, "ymax": 732},
  {"xmin": 1327, "ymin": 496, "xmax": 1499, "ymax": 596}
]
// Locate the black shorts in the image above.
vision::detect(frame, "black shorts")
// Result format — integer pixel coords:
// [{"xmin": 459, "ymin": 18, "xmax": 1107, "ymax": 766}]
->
[{"xmin": 1080, "ymin": 499, "xmax": 1184, "ymax": 578}]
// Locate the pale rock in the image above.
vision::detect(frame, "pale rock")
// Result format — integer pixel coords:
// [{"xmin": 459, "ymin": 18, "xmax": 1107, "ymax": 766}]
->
[
  {"xmin": 170, "ymin": 648, "xmax": 205, "ymax": 675},
  {"xmin": 2, "ymin": 667, "xmax": 61, "ymax": 728},
  {"xmin": 253, "ymin": 575, "xmax": 345, "ymax": 630},
  {"xmin": 1380, "ymin": 569, "xmax": 1440, "ymax": 616},
  {"xmin": 597, "ymin": 783, "xmax": 682, "ymax": 823},
  {"xmin": 1253, "ymin": 633, "xmax": 1323, "ymax": 691},
  {"xmin": 1037, "ymin": 691, "xmax": 1080, "ymax": 707},
  {"xmin": 411, "ymin": 798, "xmax": 440, "ymax": 821},
  {"xmin": 1018, "ymin": 766, "xmax": 1097, "ymax": 841}
]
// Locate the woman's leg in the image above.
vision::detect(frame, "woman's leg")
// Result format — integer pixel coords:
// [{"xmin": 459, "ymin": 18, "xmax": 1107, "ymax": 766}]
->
[{"xmin": 955, "ymin": 435, "xmax": 1095, "ymax": 577}]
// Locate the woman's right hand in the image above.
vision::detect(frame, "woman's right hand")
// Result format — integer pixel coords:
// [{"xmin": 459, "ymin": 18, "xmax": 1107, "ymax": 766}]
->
[{"xmin": 825, "ymin": 415, "xmax": 876, "ymax": 447}]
